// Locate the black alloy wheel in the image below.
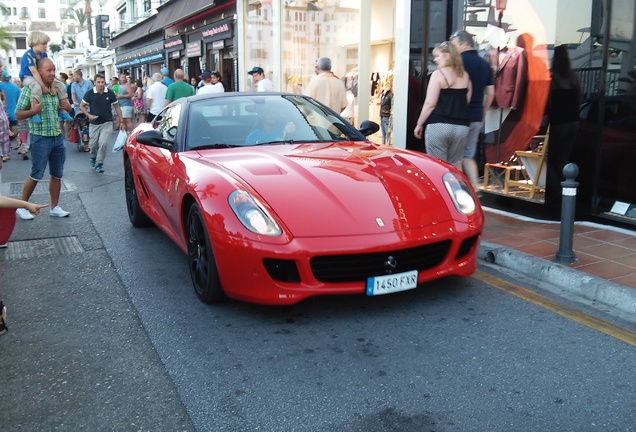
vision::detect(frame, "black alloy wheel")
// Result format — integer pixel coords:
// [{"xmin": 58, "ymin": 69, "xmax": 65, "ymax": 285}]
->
[
  {"xmin": 125, "ymin": 159, "xmax": 152, "ymax": 227},
  {"xmin": 186, "ymin": 203, "xmax": 226, "ymax": 303}
]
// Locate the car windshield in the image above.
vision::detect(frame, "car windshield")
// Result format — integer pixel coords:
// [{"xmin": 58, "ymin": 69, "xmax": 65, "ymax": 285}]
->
[{"xmin": 186, "ymin": 94, "xmax": 365, "ymax": 150}]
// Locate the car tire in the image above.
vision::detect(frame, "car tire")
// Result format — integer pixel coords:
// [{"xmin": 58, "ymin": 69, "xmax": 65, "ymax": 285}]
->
[
  {"xmin": 186, "ymin": 203, "xmax": 227, "ymax": 304},
  {"xmin": 125, "ymin": 158, "xmax": 152, "ymax": 227}
]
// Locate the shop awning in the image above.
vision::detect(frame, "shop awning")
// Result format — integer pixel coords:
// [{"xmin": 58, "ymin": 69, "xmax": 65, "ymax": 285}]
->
[
  {"xmin": 108, "ymin": 16, "xmax": 159, "ymax": 50},
  {"xmin": 108, "ymin": 0, "xmax": 235, "ymax": 50},
  {"xmin": 150, "ymin": 0, "xmax": 235, "ymax": 32}
]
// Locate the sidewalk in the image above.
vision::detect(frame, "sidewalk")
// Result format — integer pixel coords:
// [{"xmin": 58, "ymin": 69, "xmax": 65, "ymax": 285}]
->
[{"xmin": 479, "ymin": 207, "xmax": 636, "ymax": 317}]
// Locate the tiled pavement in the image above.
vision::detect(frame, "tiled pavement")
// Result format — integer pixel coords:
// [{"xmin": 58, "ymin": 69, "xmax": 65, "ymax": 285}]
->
[{"xmin": 482, "ymin": 207, "xmax": 636, "ymax": 290}]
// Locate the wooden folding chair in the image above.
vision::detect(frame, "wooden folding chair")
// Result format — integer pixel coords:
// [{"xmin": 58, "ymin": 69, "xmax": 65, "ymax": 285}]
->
[{"xmin": 505, "ymin": 126, "xmax": 550, "ymax": 199}]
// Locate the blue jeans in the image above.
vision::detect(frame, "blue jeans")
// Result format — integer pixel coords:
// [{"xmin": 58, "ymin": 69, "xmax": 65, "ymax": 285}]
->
[
  {"xmin": 29, "ymin": 134, "xmax": 65, "ymax": 180},
  {"xmin": 380, "ymin": 116, "xmax": 391, "ymax": 145}
]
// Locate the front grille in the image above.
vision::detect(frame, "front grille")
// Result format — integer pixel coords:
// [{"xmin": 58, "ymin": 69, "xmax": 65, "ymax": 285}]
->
[{"xmin": 310, "ymin": 241, "xmax": 452, "ymax": 283}]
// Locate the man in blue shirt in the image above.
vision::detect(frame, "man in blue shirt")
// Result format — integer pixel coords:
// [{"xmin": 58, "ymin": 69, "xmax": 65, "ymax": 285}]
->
[
  {"xmin": 161, "ymin": 67, "xmax": 174, "ymax": 86},
  {"xmin": 70, "ymin": 70, "xmax": 94, "ymax": 116},
  {"xmin": 450, "ymin": 30, "xmax": 495, "ymax": 188}
]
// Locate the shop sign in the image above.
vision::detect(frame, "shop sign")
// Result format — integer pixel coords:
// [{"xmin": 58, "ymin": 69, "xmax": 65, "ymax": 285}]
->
[
  {"xmin": 171, "ymin": 50, "xmax": 181, "ymax": 58},
  {"xmin": 200, "ymin": 18, "xmax": 233, "ymax": 42},
  {"xmin": 116, "ymin": 51, "xmax": 163, "ymax": 69},
  {"xmin": 139, "ymin": 52, "xmax": 164, "ymax": 63},
  {"xmin": 164, "ymin": 36, "xmax": 184, "ymax": 51},
  {"xmin": 186, "ymin": 41, "xmax": 202, "ymax": 58},
  {"xmin": 211, "ymin": 40, "xmax": 224, "ymax": 50}
]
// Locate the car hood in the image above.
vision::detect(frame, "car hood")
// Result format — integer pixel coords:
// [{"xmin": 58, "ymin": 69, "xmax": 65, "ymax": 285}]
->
[{"xmin": 196, "ymin": 143, "xmax": 456, "ymax": 237}]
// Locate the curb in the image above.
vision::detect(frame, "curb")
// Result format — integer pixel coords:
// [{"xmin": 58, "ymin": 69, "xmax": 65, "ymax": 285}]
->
[{"xmin": 478, "ymin": 240, "xmax": 636, "ymax": 317}]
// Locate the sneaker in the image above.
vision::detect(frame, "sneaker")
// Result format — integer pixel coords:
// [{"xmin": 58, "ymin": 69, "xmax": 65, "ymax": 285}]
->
[
  {"xmin": 90, "ymin": 157, "xmax": 96, "ymax": 167},
  {"xmin": 59, "ymin": 112, "xmax": 73, "ymax": 121},
  {"xmin": 32, "ymin": 114, "xmax": 43, "ymax": 124},
  {"xmin": 50, "ymin": 206, "xmax": 70, "ymax": 218},
  {"xmin": 16, "ymin": 208, "xmax": 34, "ymax": 220},
  {"xmin": 95, "ymin": 164, "xmax": 104, "ymax": 173}
]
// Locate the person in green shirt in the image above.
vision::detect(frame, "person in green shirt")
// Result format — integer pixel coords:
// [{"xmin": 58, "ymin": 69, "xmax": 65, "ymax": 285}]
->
[{"xmin": 165, "ymin": 69, "xmax": 195, "ymax": 106}]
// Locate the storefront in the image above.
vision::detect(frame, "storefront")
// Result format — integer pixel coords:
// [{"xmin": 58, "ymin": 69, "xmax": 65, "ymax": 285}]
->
[
  {"xmin": 162, "ymin": 0, "xmax": 237, "ymax": 91},
  {"xmin": 164, "ymin": 36, "xmax": 185, "ymax": 76},
  {"xmin": 236, "ymin": 0, "xmax": 410, "ymax": 145},
  {"xmin": 115, "ymin": 40, "xmax": 165, "ymax": 80},
  {"xmin": 441, "ymin": 0, "xmax": 636, "ymax": 227}
]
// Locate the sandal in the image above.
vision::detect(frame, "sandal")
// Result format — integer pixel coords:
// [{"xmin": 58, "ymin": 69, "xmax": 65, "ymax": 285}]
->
[{"xmin": 0, "ymin": 301, "xmax": 7, "ymax": 336}]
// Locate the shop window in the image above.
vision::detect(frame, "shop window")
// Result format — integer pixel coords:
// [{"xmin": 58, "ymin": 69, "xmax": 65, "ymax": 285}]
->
[
  {"xmin": 15, "ymin": 37, "xmax": 26, "ymax": 50},
  {"xmin": 280, "ymin": 1, "xmax": 360, "ymax": 100}
]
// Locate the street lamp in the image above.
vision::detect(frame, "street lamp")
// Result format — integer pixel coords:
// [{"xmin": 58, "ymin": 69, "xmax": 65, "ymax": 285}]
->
[{"xmin": 496, "ymin": 0, "xmax": 507, "ymax": 28}]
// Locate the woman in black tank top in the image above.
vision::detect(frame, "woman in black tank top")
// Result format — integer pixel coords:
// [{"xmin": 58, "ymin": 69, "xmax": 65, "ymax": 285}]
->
[{"xmin": 414, "ymin": 42, "xmax": 472, "ymax": 166}]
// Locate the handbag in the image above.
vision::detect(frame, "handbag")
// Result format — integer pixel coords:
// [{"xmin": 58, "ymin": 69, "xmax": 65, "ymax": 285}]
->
[
  {"xmin": 69, "ymin": 127, "xmax": 79, "ymax": 143},
  {"xmin": 112, "ymin": 129, "xmax": 127, "ymax": 152}
]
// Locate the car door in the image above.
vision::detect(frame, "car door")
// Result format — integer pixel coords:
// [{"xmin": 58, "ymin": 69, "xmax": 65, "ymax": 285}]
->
[{"xmin": 136, "ymin": 104, "xmax": 183, "ymax": 227}]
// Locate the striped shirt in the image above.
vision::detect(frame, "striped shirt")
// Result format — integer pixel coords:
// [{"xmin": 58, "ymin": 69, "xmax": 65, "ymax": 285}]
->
[{"xmin": 16, "ymin": 85, "xmax": 61, "ymax": 137}]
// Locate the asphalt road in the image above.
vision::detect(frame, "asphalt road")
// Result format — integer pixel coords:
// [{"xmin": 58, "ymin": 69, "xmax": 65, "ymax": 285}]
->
[{"xmin": 1, "ymin": 135, "xmax": 635, "ymax": 431}]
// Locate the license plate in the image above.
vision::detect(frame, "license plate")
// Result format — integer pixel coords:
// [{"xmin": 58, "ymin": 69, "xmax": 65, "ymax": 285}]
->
[{"xmin": 366, "ymin": 270, "xmax": 418, "ymax": 296}]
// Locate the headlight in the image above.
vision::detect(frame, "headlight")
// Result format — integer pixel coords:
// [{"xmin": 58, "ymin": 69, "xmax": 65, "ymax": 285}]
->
[
  {"xmin": 229, "ymin": 190, "xmax": 282, "ymax": 236},
  {"xmin": 443, "ymin": 172, "xmax": 476, "ymax": 215}
]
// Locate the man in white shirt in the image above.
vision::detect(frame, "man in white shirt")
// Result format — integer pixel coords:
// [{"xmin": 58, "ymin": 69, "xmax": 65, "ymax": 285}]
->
[
  {"xmin": 198, "ymin": 71, "xmax": 225, "ymax": 95},
  {"xmin": 247, "ymin": 66, "xmax": 273, "ymax": 92},
  {"xmin": 145, "ymin": 72, "xmax": 168, "ymax": 122}
]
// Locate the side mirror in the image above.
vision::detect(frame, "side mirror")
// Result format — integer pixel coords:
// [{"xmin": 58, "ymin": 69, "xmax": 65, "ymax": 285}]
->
[
  {"xmin": 358, "ymin": 120, "xmax": 380, "ymax": 137},
  {"xmin": 135, "ymin": 129, "xmax": 173, "ymax": 149}
]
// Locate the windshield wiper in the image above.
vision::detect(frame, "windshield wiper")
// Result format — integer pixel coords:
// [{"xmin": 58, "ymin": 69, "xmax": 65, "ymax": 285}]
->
[
  {"xmin": 190, "ymin": 144, "xmax": 237, "ymax": 150},
  {"xmin": 252, "ymin": 140, "xmax": 295, "ymax": 146}
]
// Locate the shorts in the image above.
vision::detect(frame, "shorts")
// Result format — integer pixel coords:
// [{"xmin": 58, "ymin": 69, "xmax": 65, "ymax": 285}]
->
[
  {"xmin": 425, "ymin": 123, "xmax": 469, "ymax": 165},
  {"xmin": 9, "ymin": 120, "xmax": 17, "ymax": 127},
  {"xmin": 29, "ymin": 134, "xmax": 66, "ymax": 180},
  {"xmin": 463, "ymin": 122, "xmax": 482, "ymax": 159},
  {"xmin": 120, "ymin": 106, "xmax": 133, "ymax": 119}
]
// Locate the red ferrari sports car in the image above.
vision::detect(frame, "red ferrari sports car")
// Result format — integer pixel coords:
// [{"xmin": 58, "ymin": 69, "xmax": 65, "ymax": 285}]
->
[{"xmin": 123, "ymin": 93, "xmax": 483, "ymax": 305}]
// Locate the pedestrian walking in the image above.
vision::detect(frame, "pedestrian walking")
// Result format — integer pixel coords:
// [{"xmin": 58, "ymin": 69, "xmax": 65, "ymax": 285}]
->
[
  {"xmin": 80, "ymin": 73, "xmax": 124, "ymax": 174},
  {"xmin": 116, "ymin": 73, "xmax": 135, "ymax": 133},
  {"xmin": 304, "ymin": 57, "xmax": 347, "ymax": 114},
  {"xmin": 0, "ymin": 92, "xmax": 10, "ymax": 162},
  {"xmin": 0, "ymin": 60, "xmax": 23, "ymax": 157},
  {"xmin": 70, "ymin": 69, "xmax": 94, "ymax": 116},
  {"xmin": 0, "ymin": 60, "xmax": 13, "ymax": 162},
  {"xmin": 145, "ymin": 72, "xmax": 167, "ymax": 123},
  {"xmin": 380, "ymin": 83, "xmax": 393, "ymax": 145},
  {"xmin": 57, "ymin": 72, "xmax": 73, "ymax": 139},
  {"xmin": 161, "ymin": 67, "xmax": 174, "ymax": 86},
  {"xmin": 197, "ymin": 71, "xmax": 225, "ymax": 95},
  {"xmin": 165, "ymin": 69, "xmax": 195, "ymax": 105},
  {"xmin": 450, "ymin": 30, "xmax": 495, "ymax": 187},
  {"xmin": 14, "ymin": 58, "xmax": 73, "ymax": 219},
  {"xmin": 133, "ymin": 78, "xmax": 147, "ymax": 125},
  {"xmin": 247, "ymin": 66, "xmax": 273, "ymax": 92},
  {"xmin": 414, "ymin": 41, "xmax": 472, "ymax": 166}
]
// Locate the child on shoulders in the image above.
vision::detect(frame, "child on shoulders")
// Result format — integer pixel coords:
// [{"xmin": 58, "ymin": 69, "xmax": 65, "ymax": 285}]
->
[{"xmin": 19, "ymin": 31, "xmax": 72, "ymax": 124}]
